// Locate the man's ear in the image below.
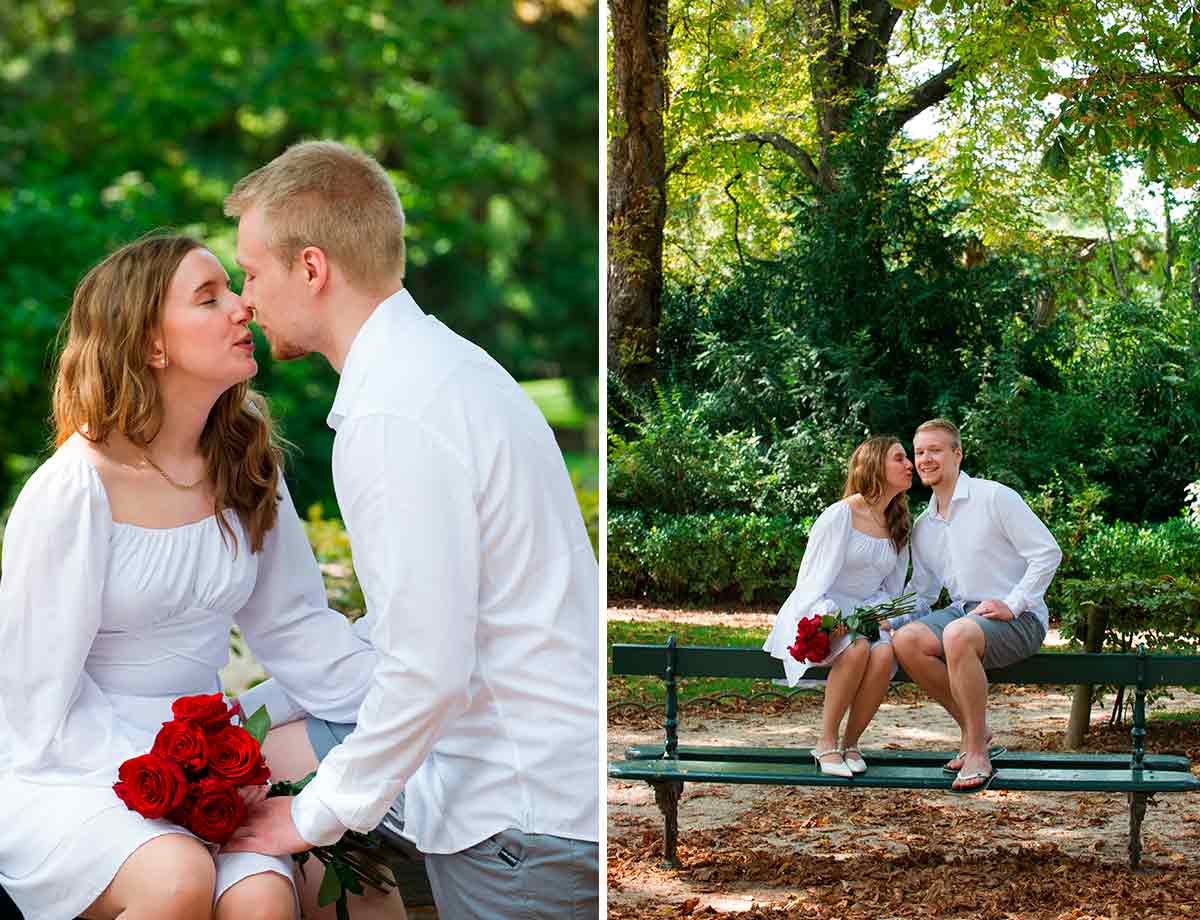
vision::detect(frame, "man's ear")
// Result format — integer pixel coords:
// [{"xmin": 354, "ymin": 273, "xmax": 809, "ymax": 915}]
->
[{"xmin": 300, "ymin": 246, "xmax": 330, "ymax": 292}]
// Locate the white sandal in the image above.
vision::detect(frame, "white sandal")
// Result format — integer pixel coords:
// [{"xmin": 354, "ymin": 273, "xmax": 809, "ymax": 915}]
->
[
  {"xmin": 811, "ymin": 746, "xmax": 853, "ymax": 778},
  {"xmin": 842, "ymin": 747, "xmax": 868, "ymax": 774}
]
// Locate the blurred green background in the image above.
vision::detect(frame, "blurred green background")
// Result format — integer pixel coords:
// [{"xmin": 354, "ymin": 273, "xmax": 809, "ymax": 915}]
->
[{"xmin": 0, "ymin": 0, "xmax": 599, "ymax": 532}]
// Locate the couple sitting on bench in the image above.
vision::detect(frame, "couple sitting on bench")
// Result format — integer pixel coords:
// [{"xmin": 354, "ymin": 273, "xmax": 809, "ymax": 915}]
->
[{"xmin": 763, "ymin": 418, "xmax": 1062, "ymax": 792}]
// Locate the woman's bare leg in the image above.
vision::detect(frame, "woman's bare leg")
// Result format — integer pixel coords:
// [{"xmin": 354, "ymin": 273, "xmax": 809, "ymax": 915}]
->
[
  {"xmin": 214, "ymin": 871, "xmax": 296, "ymax": 920},
  {"xmin": 842, "ymin": 642, "xmax": 895, "ymax": 750},
  {"xmin": 817, "ymin": 639, "xmax": 869, "ymax": 761},
  {"xmin": 81, "ymin": 833, "xmax": 215, "ymax": 920}
]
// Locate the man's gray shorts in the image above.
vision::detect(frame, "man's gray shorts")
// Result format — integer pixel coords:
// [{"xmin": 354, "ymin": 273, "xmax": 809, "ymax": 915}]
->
[
  {"xmin": 915, "ymin": 602, "xmax": 1046, "ymax": 670},
  {"xmin": 306, "ymin": 718, "xmax": 600, "ymax": 918},
  {"xmin": 424, "ymin": 828, "xmax": 599, "ymax": 920}
]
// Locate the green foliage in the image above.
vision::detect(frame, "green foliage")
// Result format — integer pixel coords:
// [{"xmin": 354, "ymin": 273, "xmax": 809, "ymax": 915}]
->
[
  {"xmin": 608, "ymin": 509, "xmax": 810, "ymax": 601},
  {"xmin": 963, "ymin": 295, "xmax": 1200, "ymax": 521},
  {"xmin": 1057, "ymin": 576, "xmax": 1200, "ymax": 653},
  {"xmin": 0, "ymin": 0, "xmax": 598, "ymax": 513}
]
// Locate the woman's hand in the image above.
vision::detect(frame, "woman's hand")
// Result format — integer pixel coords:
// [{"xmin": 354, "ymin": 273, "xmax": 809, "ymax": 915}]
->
[
  {"xmin": 238, "ymin": 784, "xmax": 269, "ymax": 809},
  {"xmin": 831, "ymin": 623, "xmax": 848, "ymax": 640}
]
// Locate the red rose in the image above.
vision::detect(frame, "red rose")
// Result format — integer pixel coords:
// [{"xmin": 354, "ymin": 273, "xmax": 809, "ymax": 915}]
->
[
  {"xmin": 807, "ymin": 631, "xmax": 831, "ymax": 662},
  {"xmin": 184, "ymin": 777, "xmax": 247, "ymax": 844},
  {"xmin": 171, "ymin": 692, "xmax": 235, "ymax": 728},
  {"xmin": 113, "ymin": 754, "xmax": 189, "ymax": 819},
  {"xmin": 151, "ymin": 719, "xmax": 209, "ymax": 773},
  {"xmin": 206, "ymin": 724, "xmax": 270, "ymax": 785}
]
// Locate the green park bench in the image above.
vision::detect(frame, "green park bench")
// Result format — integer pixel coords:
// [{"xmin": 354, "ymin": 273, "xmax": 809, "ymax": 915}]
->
[{"xmin": 609, "ymin": 639, "xmax": 1200, "ymax": 869}]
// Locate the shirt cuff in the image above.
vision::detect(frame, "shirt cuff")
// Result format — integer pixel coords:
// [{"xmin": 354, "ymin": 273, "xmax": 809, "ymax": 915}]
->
[
  {"xmin": 1003, "ymin": 590, "xmax": 1026, "ymax": 617},
  {"xmin": 292, "ymin": 784, "xmax": 349, "ymax": 847},
  {"xmin": 237, "ymin": 678, "xmax": 307, "ymax": 729}
]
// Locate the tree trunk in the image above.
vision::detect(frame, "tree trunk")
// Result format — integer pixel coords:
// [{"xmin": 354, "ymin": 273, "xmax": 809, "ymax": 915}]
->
[
  {"xmin": 607, "ymin": 0, "xmax": 668, "ymax": 386},
  {"xmin": 1065, "ymin": 607, "xmax": 1109, "ymax": 749}
]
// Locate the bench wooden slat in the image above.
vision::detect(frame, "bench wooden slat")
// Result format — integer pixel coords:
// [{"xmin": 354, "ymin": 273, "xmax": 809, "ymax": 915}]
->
[
  {"xmin": 622, "ymin": 743, "xmax": 1194, "ymax": 773},
  {"xmin": 609, "ymin": 758, "xmax": 1200, "ymax": 793},
  {"xmin": 611, "ymin": 644, "xmax": 1200, "ymax": 686}
]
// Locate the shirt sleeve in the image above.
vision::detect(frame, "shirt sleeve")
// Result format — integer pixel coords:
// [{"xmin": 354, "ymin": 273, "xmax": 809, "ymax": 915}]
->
[
  {"xmin": 993, "ymin": 485, "xmax": 1063, "ymax": 616},
  {"xmin": 234, "ymin": 475, "xmax": 377, "ymax": 729},
  {"xmin": 292, "ymin": 414, "xmax": 479, "ymax": 846},
  {"xmin": 762, "ymin": 502, "xmax": 852, "ymax": 685},
  {"xmin": 904, "ymin": 519, "xmax": 943, "ymax": 618},
  {"xmin": 0, "ymin": 454, "xmax": 136, "ymax": 781}
]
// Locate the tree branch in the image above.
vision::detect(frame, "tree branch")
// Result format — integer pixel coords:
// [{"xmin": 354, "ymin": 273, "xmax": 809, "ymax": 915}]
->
[
  {"xmin": 1172, "ymin": 86, "xmax": 1200, "ymax": 125},
  {"xmin": 667, "ymin": 131, "xmax": 825, "ymax": 190},
  {"xmin": 886, "ymin": 60, "xmax": 962, "ymax": 129}
]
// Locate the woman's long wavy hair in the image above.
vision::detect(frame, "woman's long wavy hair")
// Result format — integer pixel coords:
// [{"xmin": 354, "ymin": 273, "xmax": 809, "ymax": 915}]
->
[
  {"xmin": 842, "ymin": 436, "xmax": 911, "ymax": 552},
  {"xmin": 52, "ymin": 234, "xmax": 281, "ymax": 553}
]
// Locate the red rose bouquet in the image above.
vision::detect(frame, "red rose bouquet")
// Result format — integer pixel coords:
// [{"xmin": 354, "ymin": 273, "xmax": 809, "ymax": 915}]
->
[
  {"xmin": 788, "ymin": 592, "xmax": 918, "ymax": 663},
  {"xmin": 113, "ymin": 693, "xmax": 262, "ymax": 844},
  {"xmin": 115, "ymin": 693, "xmax": 397, "ymax": 916}
]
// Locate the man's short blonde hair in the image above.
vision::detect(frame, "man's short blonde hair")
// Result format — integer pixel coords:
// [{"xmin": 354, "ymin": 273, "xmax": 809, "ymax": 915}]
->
[
  {"xmin": 224, "ymin": 140, "xmax": 405, "ymax": 292},
  {"xmin": 914, "ymin": 417, "xmax": 961, "ymax": 450}
]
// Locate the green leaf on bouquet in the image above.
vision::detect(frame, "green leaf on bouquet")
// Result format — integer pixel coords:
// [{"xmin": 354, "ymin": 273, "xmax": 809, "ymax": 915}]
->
[
  {"xmin": 336, "ymin": 860, "xmax": 366, "ymax": 896},
  {"xmin": 336, "ymin": 896, "xmax": 351, "ymax": 920},
  {"xmin": 318, "ymin": 863, "xmax": 344, "ymax": 907},
  {"xmin": 244, "ymin": 705, "xmax": 271, "ymax": 745},
  {"xmin": 819, "ymin": 614, "xmax": 840, "ymax": 631}
]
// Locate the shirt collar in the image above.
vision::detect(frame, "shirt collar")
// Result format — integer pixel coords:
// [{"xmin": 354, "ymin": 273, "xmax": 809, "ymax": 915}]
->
[
  {"xmin": 327, "ymin": 288, "xmax": 425, "ymax": 431},
  {"xmin": 932, "ymin": 470, "xmax": 972, "ymax": 519}
]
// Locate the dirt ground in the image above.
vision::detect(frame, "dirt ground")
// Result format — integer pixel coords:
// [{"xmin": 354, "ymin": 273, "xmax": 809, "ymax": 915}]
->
[{"xmin": 607, "ymin": 607, "xmax": 1200, "ymax": 919}]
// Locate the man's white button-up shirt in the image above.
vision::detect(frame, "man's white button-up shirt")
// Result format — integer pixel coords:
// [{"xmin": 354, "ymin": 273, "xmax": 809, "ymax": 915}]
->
[
  {"xmin": 288, "ymin": 289, "xmax": 600, "ymax": 853},
  {"xmin": 908, "ymin": 471, "xmax": 1062, "ymax": 630}
]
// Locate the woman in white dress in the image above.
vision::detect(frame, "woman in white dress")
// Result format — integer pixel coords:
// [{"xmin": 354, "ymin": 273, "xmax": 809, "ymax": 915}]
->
[
  {"xmin": 0, "ymin": 236, "xmax": 404, "ymax": 920},
  {"xmin": 763, "ymin": 436, "xmax": 913, "ymax": 777}
]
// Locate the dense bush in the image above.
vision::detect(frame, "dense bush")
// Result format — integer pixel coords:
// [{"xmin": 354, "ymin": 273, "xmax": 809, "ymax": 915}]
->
[
  {"xmin": 1057, "ymin": 576, "xmax": 1200, "ymax": 653},
  {"xmin": 608, "ymin": 509, "xmax": 810, "ymax": 602}
]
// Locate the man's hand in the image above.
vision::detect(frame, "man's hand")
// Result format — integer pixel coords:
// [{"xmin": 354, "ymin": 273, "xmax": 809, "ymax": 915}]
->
[
  {"xmin": 973, "ymin": 600, "xmax": 1015, "ymax": 621},
  {"xmin": 224, "ymin": 795, "xmax": 313, "ymax": 856}
]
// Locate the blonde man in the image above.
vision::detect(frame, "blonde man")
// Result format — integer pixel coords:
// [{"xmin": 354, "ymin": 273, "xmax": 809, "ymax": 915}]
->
[
  {"xmin": 224, "ymin": 141, "xmax": 601, "ymax": 918},
  {"xmin": 888, "ymin": 419, "xmax": 1061, "ymax": 792}
]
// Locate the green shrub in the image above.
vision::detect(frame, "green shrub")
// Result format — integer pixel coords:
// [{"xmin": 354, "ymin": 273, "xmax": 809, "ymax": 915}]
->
[
  {"xmin": 608, "ymin": 509, "xmax": 811, "ymax": 602},
  {"xmin": 1057, "ymin": 576, "xmax": 1200, "ymax": 652}
]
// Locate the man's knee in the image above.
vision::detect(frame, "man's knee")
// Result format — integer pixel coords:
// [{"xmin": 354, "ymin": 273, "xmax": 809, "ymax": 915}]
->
[{"xmin": 943, "ymin": 619, "xmax": 984, "ymax": 661}]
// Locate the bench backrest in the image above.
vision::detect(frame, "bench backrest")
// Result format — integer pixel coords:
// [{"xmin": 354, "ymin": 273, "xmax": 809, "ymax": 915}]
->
[{"xmin": 611, "ymin": 642, "xmax": 1200, "ymax": 688}]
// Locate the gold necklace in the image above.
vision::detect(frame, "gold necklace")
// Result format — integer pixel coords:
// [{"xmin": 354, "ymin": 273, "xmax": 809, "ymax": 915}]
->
[
  {"xmin": 142, "ymin": 452, "xmax": 206, "ymax": 490},
  {"xmin": 864, "ymin": 499, "xmax": 888, "ymax": 529}
]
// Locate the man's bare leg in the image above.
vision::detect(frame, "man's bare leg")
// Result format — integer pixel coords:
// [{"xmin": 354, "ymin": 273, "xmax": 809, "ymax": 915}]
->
[
  {"xmin": 942, "ymin": 619, "xmax": 993, "ymax": 789},
  {"xmin": 892, "ymin": 623, "xmax": 965, "ymax": 727}
]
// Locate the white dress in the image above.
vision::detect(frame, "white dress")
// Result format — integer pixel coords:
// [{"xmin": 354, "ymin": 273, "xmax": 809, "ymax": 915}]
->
[
  {"xmin": 763, "ymin": 500, "xmax": 909, "ymax": 687},
  {"xmin": 0, "ymin": 437, "xmax": 377, "ymax": 920}
]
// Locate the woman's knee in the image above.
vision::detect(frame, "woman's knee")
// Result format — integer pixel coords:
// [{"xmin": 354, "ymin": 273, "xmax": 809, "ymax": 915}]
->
[
  {"xmin": 869, "ymin": 642, "xmax": 895, "ymax": 671},
  {"xmin": 85, "ymin": 834, "xmax": 215, "ymax": 919},
  {"xmin": 215, "ymin": 871, "xmax": 296, "ymax": 920}
]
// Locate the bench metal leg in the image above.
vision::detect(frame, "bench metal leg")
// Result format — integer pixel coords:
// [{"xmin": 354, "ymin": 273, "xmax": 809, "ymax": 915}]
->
[
  {"xmin": 1128, "ymin": 791, "xmax": 1148, "ymax": 869},
  {"xmin": 650, "ymin": 779, "xmax": 684, "ymax": 868}
]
